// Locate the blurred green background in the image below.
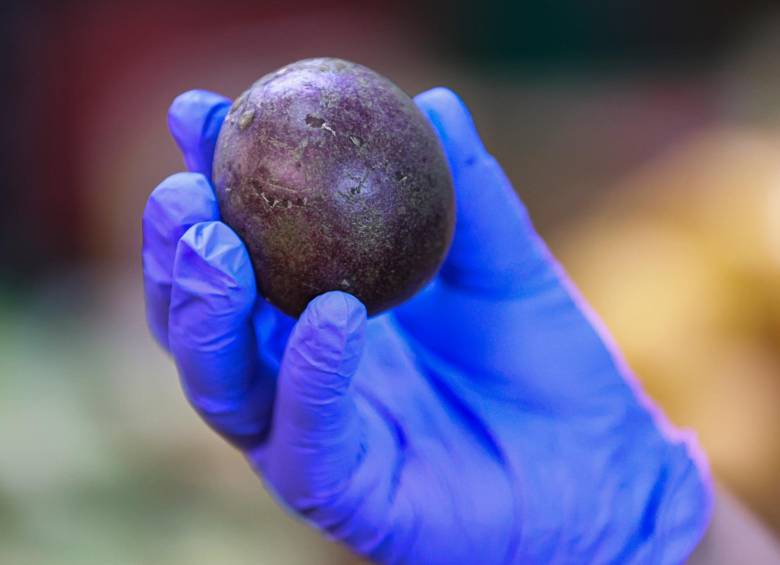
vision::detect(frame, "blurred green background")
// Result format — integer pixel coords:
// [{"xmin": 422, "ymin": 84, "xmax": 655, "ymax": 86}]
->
[{"xmin": 2, "ymin": 1, "xmax": 780, "ymax": 563}]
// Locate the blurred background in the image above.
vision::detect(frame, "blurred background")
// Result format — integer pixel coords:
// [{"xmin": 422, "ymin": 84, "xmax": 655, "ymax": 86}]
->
[{"xmin": 2, "ymin": 0, "xmax": 780, "ymax": 563}]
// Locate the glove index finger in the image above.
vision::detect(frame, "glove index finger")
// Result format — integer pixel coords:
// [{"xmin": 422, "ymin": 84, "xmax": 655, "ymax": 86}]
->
[{"xmin": 168, "ymin": 89, "xmax": 231, "ymax": 179}]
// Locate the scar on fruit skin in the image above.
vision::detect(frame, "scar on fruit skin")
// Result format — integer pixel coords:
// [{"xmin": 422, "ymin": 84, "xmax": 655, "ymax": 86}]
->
[
  {"xmin": 257, "ymin": 185, "xmax": 308, "ymax": 208},
  {"xmin": 238, "ymin": 109, "xmax": 255, "ymax": 130},
  {"xmin": 305, "ymin": 114, "xmax": 336, "ymax": 135},
  {"xmin": 231, "ymin": 91, "xmax": 248, "ymax": 114}
]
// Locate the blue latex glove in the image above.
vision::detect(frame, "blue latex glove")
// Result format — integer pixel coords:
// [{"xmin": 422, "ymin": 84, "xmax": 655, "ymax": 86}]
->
[{"xmin": 142, "ymin": 87, "xmax": 712, "ymax": 564}]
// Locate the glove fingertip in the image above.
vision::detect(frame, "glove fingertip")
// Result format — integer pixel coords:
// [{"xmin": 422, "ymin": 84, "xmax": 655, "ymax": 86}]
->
[
  {"xmin": 306, "ymin": 291, "xmax": 366, "ymax": 333},
  {"xmin": 144, "ymin": 172, "xmax": 218, "ymax": 230},
  {"xmin": 414, "ymin": 87, "xmax": 487, "ymax": 168},
  {"xmin": 291, "ymin": 291, "xmax": 367, "ymax": 380},
  {"xmin": 168, "ymin": 89, "xmax": 231, "ymax": 175},
  {"xmin": 173, "ymin": 221, "xmax": 256, "ymax": 317}
]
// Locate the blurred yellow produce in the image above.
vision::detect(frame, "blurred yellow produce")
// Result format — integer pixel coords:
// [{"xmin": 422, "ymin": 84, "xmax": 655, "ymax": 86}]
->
[{"xmin": 557, "ymin": 126, "xmax": 780, "ymax": 529}]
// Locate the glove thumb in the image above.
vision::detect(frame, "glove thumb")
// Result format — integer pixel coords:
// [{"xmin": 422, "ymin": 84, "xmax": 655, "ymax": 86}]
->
[{"xmin": 263, "ymin": 291, "xmax": 367, "ymax": 509}]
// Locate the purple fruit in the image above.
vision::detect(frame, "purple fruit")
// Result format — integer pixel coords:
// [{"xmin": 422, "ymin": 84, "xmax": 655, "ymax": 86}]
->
[{"xmin": 213, "ymin": 58, "xmax": 455, "ymax": 317}]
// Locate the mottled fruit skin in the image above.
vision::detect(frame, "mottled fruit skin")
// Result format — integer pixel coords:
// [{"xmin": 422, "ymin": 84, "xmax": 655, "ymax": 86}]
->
[{"xmin": 213, "ymin": 58, "xmax": 455, "ymax": 317}]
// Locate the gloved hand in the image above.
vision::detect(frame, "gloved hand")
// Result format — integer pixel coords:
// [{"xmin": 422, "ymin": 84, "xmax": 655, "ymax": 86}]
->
[{"xmin": 142, "ymin": 87, "xmax": 712, "ymax": 564}]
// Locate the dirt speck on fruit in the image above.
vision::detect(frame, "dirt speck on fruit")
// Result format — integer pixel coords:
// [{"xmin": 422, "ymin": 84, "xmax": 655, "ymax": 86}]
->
[{"xmin": 305, "ymin": 115, "xmax": 324, "ymax": 128}]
